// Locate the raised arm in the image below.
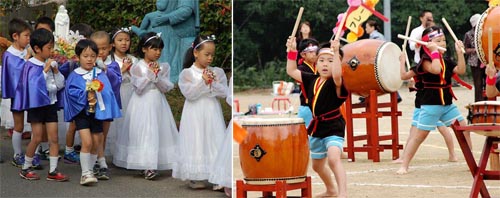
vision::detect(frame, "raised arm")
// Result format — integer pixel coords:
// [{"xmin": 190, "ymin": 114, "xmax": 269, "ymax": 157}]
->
[
  {"xmin": 331, "ymin": 39, "xmax": 342, "ymax": 87},
  {"xmin": 485, "ymin": 66, "xmax": 499, "ymax": 98},
  {"xmin": 423, "ymin": 42, "xmax": 443, "ymax": 74},
  {"xmin": 286, "ymin": 36, "xmax": 302, "ymax": 82}
]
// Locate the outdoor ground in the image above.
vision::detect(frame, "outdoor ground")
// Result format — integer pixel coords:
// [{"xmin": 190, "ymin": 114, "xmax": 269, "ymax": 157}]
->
[{"xmin": 234, "ymin": 86, "xmax": 500, "ymax": 198}]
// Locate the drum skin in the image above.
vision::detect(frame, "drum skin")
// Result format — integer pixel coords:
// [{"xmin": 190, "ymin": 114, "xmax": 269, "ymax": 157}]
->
[
  {"xmin": 239, "ymin": 120, "xmax": 309, "ymax": 182},
  {"xmin": 341, "ymin": 39, "xmax": 402, "ymax": 97},
  {"xmin": 475, "ymin": 6, "xmax": 500, "ymax": 70}
]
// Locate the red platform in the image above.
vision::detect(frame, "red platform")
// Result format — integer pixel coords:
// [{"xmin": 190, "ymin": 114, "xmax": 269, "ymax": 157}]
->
[
  {"xmin": 236, "ymin": 177, "xmax": 312, "ymax": 198},
  {"xmin": 450, "ymin": 122, "xmax": 500, "ymax": 198},
  {"xmin": 344, "ymin": 90, "xmax": 403, "ymax": 162}
]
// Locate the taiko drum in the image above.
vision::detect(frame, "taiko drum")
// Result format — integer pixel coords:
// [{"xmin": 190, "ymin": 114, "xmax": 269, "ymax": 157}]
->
[
  {"xmin": 341, "ymin": 39, "xmax": 403, "ymax": 97},
  {"xmin": 474, "ymin": 6, "xmax": 500, "ymax": 70},
  {"xmin": 238, "ymin": 117, "xmax": 309, "ymax": 185}
]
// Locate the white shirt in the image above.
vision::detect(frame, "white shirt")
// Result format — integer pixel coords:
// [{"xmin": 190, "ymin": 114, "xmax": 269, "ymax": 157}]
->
[{"xmin": 409, "ymin": 25, "xmax": 425, "ymax": 64}]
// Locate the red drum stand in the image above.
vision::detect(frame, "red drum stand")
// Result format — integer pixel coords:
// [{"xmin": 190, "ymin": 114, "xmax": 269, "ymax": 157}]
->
[
  {"xmin": 236, "ymin": 177, "xmax": 312, "ymax": 198},
  {"xmin": 344, "ymin": 90, "xmax": 403, "ymax": 162}
]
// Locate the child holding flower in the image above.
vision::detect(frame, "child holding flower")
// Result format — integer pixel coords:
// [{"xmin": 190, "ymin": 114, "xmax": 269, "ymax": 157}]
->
[
  {"xmin": 173, "ymin": 35, "xmax": 227, "ymax": 189},
  {"xmin": 113, "ymin": 32, "xmax": 178, "ymax": 180},
  {"xmin": 63, "ymin": 39, "xmax": 121, "ymax": 186}
]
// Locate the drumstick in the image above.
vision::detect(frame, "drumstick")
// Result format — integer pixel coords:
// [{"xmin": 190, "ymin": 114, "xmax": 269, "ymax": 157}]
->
[
  {"xmin": 334, "ymin": 11, "xmax": 348, "ymax": 41},
  {"xmin": 441, "ymin": 18, "xmax": 465, "ymax": 53},
  {"xmin": 402, "ymin": 16, "xmax": 412, "ymax": 69},
  {"xmin": 397, "ymin": 34, "xmax": 447, "ymax": 51},
  {"xmin": 287, "ymin": 7, "xmax": 304, "ymax": 52},
  {"xmin": 488, "ymin": 27, "xmax": 494, "ymax": 68},
  {"xmin": 290, "ymin": 7, "xmax": 304, "ymax": 37}
]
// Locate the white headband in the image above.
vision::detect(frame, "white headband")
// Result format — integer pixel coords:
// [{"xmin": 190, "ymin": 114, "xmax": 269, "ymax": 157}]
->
[
  {"xmin": 112, "ymin": 27, "xmax": 131, "ymax": 40},
  {"xmin": 194, "ymin": 35, "xmax": 216, "ymax": 49},
  {"xmin": 317, "ymin": 48, "xmax": 335, "ymax": 57},
  {"xmin": 145, "ymin": 32, "xmax": 162, "ymax": 44},
  {"xmin": 302, "ymin": 45, "xmax": 319, "ymax": 53}
]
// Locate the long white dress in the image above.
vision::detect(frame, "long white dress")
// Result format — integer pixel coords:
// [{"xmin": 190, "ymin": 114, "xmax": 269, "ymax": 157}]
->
[
  {"xmin": 173, "ymin": 65, "xmax": 227, "ymax": 181},
  {"xmin": 105, "ymin": 54, "xmax": 138, "ymax": 156},
  {"xmin": 113, "ymin": 60, "xmax": 178, "ymax": 170},
  {"xmin": 209, "ymin": 77, "xmax": 232, "ymax": 188}
]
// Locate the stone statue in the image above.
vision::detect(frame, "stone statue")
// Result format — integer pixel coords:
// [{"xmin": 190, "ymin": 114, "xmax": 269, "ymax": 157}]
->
[
  {"xmin": 131, "ymin": 0, "xmax": 199, "ymax": 83},
  {"xmin": 54, "ymin": 5, "xmax": 70, "ymax": 39}
]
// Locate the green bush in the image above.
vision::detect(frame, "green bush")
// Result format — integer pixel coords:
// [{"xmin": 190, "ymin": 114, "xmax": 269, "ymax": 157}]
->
[{"xmin": 234, "ymin": 59, "xmax": 293, "ymax": 91}]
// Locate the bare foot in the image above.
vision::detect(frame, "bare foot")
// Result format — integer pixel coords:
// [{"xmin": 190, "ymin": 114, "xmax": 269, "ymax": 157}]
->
[
  {"xmin": 448, "ymin": 155, "xmax": 458, "ymax": 162},
  {"xmin": 315, "ymin": 191, "xmax": 337, "ymax": 198},
  {"xmin": 392, "ymin": 158, "xmax": 403, "ymax": 164},
  {"xmin": 396, "ymin": 167, "xmax": 408, "ymax": 175}
]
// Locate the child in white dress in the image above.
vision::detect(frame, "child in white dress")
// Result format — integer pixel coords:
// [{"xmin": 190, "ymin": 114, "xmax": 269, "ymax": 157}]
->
[
  {"xmin": 173, "ymin": 35, "xmax": 227, "ymax": 189},
  {"xmin": 106, "ymin": 27, "xmax": 138, "ymax": 156},
  {"xmin": 113, "ymin": 32, "xmax": 178, "ymax": 180}
]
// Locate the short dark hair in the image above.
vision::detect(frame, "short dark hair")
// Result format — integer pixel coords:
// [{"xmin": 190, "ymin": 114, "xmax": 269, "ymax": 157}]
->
[
  {"xmin": 366, "ymin": 20, "xmax": 381, "ymax": 32},
  {"xmin": 35, "ymin": 16, "xmax": 55, "ymax": 32},
  {"xmin": 8, "ymin": 18, "xmax": 32, "ymax": 40},
  {"xmin": 75, "ymin": 39, "xmax": 98, "ymax": 57},
  {"xmin": 70, "ymin": 23, "xmax": 94, "ymax": 38},
  {"xmin": 420, "ymin": 10, "xmax": 432, "ymax": 18},
  {"xmin": 136, "ymin": 32, "xmax": 164, "ymax": 58},
  {"xmin": 298, "ymin": 38, "xmax": 319, "ymax": 53},
  {"xmin": 30, "ymin": 28, "xmax": 54, "ymax": 53}
]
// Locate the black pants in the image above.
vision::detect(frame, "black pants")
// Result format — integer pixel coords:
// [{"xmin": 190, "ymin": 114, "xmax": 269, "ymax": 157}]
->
[{"xmin": 471, "ymin": 66, "xmax": 486, "ymax": 102}]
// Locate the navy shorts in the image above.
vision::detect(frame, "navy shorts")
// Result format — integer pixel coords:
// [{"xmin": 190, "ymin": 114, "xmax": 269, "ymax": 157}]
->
[
  {"xmin": 74, "ymin": 111, "xmax": 103, "ymax": 133},
  {"xmin": 27, "ymin": 104, "xmax": 58, "ymax": 123}
]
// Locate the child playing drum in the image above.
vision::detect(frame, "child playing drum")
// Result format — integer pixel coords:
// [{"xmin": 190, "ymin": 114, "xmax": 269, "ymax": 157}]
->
[
  {"xmin": 397, "ymin": 26, "xmax": 469, "ymax": 174},
  {"xmin": 286, "ymin": 36, "xmax": 347, "ymax": 198}
]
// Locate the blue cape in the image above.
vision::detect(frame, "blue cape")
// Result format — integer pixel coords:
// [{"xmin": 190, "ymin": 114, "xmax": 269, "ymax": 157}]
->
[{"xmin": 2, "ymin": 50, "xmax": 26, "ymax": 99}]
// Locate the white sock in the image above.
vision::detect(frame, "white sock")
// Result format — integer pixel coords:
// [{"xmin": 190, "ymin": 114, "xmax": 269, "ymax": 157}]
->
[
  {"xmin": 12, "ymin": 131, "xmax": 22, "ymax": 155},
  {"xmin": 90, "ymin": 154, "xmax": 97, "ymax": 166},
  {"xmin": 65, "ymin": 146, "xmax": 74, "ymax": 154},
  {"xmin": 49, "ymin": 156, "xmax": 58, "ymax": 172},
  {"xmin": 98, "ymin": 157, "xmax": 107, "ymax": 169},
  {"xmin": 40, "ymin": 142, "xmax": 49, "ymax": 151},
  {"xmin": 22, "ymin": 155, "xmax": 33, "ymax": 170},
  {"xmin": 80, "ymin": 152, "xmax": 91, "ymax": 175}
]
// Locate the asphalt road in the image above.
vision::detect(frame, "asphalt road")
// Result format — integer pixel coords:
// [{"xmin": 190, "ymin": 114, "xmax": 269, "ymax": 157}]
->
[{"xmin": 0, "ymin": 129, "xmax": 227, "ymax": 198}]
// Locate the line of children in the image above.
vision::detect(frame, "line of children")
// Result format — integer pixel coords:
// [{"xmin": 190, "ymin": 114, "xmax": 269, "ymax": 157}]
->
[
  {"xmin": 286, "ymin": 36, "xmax": 347, "ymax": 198},
  {"xmin": 13, "ymin": 28, "xmax": 67, "ymax": 181},
  {"xmin": 397, "ymin": 26, "xmax": 470, "ymax": 174}
]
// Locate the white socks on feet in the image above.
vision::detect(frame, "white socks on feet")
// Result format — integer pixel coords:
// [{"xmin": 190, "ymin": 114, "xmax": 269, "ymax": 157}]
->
[{"xmin": 12, "ymin": 131, "xmax": 22, "ymax": 156}]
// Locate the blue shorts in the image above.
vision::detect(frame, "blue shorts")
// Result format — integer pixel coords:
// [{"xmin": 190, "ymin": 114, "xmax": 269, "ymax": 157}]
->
[
  {"xmin": 298, "ymin": 105, "xmax": 313, "ymax": 127},
  {"xmin": 309, "ymin": 135, "xmax": 344, "ymax": 159},
  {"xmin": 411, "ymin": 108, "xmax": 445, "ymax": 127},
  {"xmin": 417, "ymin": 104, "xmax": 464, "ymax": 131}
]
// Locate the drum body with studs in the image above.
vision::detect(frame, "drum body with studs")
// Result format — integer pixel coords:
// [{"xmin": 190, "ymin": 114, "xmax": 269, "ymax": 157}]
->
[{"xmin": 474, "ymin": 6, "xmax": 500, "ymax": 69}]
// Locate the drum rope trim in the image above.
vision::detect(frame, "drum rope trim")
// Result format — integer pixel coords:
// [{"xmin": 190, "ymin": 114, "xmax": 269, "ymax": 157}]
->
[
  {"xmin": 244, "ymin": 176, "xmax": 307, "ymax": 185},
  {"xmin": 241, "ymin": 123, "xmax": 305, "ymax": 127},
  {"xmin": 374, "ymin": 42, "xmax": 387, "ymax": 92}
]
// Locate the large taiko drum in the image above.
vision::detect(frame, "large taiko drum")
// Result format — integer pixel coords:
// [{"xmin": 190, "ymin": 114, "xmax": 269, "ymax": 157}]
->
[
  {"xmin": 474, "ymin": 6, "xmax": 500, "ymax": 69},
  {"xmin": 238, "ymin": 117, "xmax": 309, "ymax": 185},
  {"xmin": 341, "ymin": 39, "xmax": 403, "ymax": 97},
  {"xmin": 469, "ymin": 101, "xmax": 500, "ymax": 136}
]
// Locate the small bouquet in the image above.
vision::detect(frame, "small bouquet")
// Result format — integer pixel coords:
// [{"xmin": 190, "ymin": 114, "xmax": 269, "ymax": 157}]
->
[
  {"xmin": 148, "ymin": 62, "xmax": 160, "ymax": 76},
  {"xmin": 85, "ymin": 79, "xmax": 104, "ymax": 113},
  {"xmin": 203, "ymin": 68, "xmax": 216, "ymax": 84},
  {"xmin": 53, "ymin": 30, "xmax": 84, "ymax": 64}
]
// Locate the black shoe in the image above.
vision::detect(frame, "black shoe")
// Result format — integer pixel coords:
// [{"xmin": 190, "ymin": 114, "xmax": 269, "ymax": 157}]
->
[
  {"xmin": 397, "ymin": 98, "xmax": 402, "ymax": 103},
  {"xmin": 358, "ymin": 97, "xmax": 366, "ymax": 104}
]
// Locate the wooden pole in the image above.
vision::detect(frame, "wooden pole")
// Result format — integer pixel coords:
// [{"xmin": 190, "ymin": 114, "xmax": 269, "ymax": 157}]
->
[
  {"xmin": 488, "ymin": 27, "xmax": 493, "ymax": 68},
  {"xmin": 442, "ymin": 18, "xmax": 465, "ymax": 53},
  {"xmin": 397, "ymin": 34, "xmax": 447, "ymax": 51},
  {"xmin": 402, "ymin": 16, "xmax": 412, "ymax": 69}
]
